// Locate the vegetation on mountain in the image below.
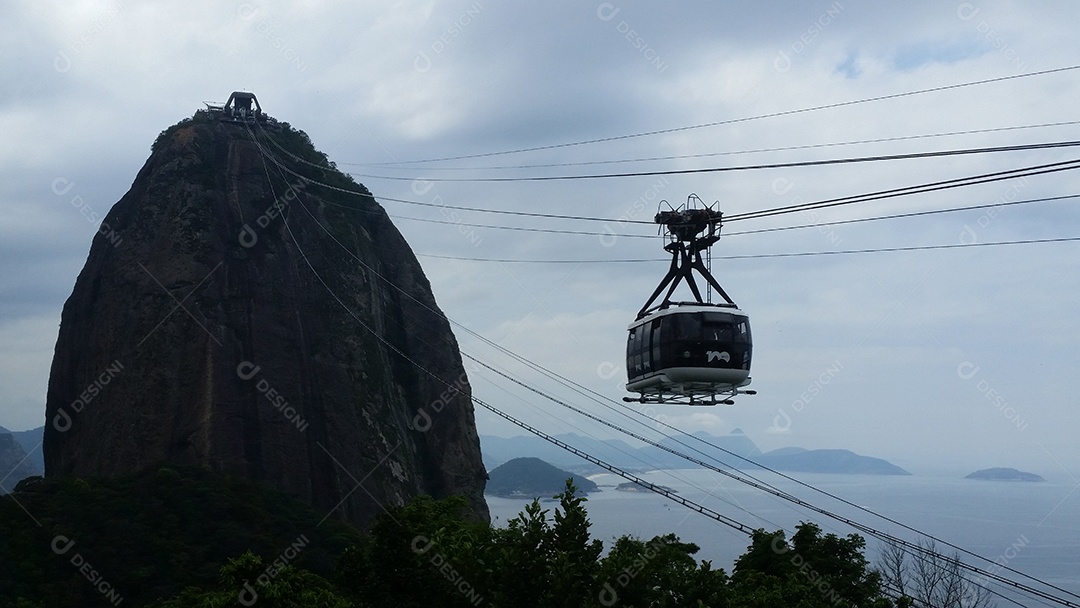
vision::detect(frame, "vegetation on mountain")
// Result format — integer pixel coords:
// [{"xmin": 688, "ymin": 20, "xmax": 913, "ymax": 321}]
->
[
  {"xmin": 1, "ymin": 467, "xmax": 913, "ymax": 607},
  {"xmin": 486, "ymin": 457, "xmax": 598, "ymax": 497},
  {"xmin": 0, "ymin": 467, "xmax": 360, "ymax": 607}
]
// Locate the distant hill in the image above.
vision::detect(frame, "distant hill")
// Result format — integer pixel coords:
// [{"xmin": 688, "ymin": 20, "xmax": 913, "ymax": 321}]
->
[
  {"xmin": 0, "ymin": 425, "xmax": 44, "ymax": 474},
  {"xmin": 480, "ymin": 432, "xmax": 910, "ymax": 476},
  {"xmin": 480, "ymin": 429, "xmax": 762, "ymax": 474},
  {"xmin": 966, "ymin": 467, "xmax": 1045, "ymax": 482},
  {"xmin": 487, "ymin": 457, "xmax": 598, "ymax": 498},
  {"xmin": 756, "ymin": 448, "xmax": 911, "ymax": 476},
  {"xmin": 0, "ymin": 432, "xmax": 38, "ymax": 493}
]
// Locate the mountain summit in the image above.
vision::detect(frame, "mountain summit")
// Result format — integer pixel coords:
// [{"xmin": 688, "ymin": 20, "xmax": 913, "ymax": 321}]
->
[{"xmin": 43, "ymin": 109, "xmax": 488, "ymax": 526}]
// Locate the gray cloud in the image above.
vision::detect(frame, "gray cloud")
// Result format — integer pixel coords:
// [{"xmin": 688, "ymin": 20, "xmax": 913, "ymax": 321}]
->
[{"xmin": 1, "ymin": 1, "xmax": 1079, "ymax": 482}]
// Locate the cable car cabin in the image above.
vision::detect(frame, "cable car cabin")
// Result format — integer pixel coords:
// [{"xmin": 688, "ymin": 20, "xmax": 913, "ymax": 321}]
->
[{"xmin": 626, "ymin": 304, "xmax": 752, "ymax": 402}]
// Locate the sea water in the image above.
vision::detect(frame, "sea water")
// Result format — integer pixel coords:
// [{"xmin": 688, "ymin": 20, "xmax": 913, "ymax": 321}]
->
[{"xmin": 486, "ymin": 469, "xmax": 1080, "ymax": 599}]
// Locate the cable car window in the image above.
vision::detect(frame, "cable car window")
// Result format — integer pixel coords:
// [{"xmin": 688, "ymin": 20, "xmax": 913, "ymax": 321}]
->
[
  {"xmin": 641, "ymin": 324, "xmax": 651, "ymax": 368},
  {"xmin": 651, "ymin": 317, "xmax": 663, "ymax": 363},
  {"xmin": 706, "ymin": 325, "xmax": 734, "ymax": 342},
  {"xmin": 627, "ymin": 328, "xmax": 636, "ymax": 356},
  {"xmin": 674, "ymin": 313, "xmax": 701, "ymax": 341},
  {"xmin": 736, "ymin": 320, "xmax": 751, "ymax": 343},
  {"xmin": 703, "ymin": 312, "xmax": 734, "ymax": 324}
]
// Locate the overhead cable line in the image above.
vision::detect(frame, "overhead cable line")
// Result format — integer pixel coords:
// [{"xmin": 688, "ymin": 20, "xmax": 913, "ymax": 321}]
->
[
  {"xmin": 723, "ymin": 194, "xmax": 1080, "ymax": 238},
  {"xmin": 260, "ymin": 125, "xmax": 1080, "ymax": 232},
  {"xmin": 253, "ymin": 133, "xmax": 776, "ymax": 528},
  {"xmin": 298, "ymin": 176, "xmax": 1080, "ymax": 245},
  {"xmin": 463, "ymin": 314, "xmax": 1080, "ymax": 606},
  {"xmin": 414, "ymin": 236, "xmax": 1080, "ymax": 263},
  {"xmin": 381, "ymin": 64, "xmax": 1080, "ymax": 165},
  {"xmin": 725, "ymin": 159, "xmax": 1080, "ymax": 222},
  {"xmin": 258, "ymin": 150, "xmax": 655, "ymax": 225},
  {"xmin": 459, "ymin": 353, "xmax": 1071, "ymax": 607},
  {"xmin": 474, "ymin": 399, "xmax": 759, "ymax": 535},
  {"xmin": 256, "ymin": 127, "xmax": 1080, "ymax": 259},
  {"xmin": 250, "ymin": 129, "xmax": 1080, "ymax": 607},
  {"xmin": 310, "ymin": 194, "xmax": 660, "ymax": 239},
  {"xmin": 352, "ymin": 120, "xmax": 1080, "ymax": 171},
  {"xmin": 348, "ymin": 140, "xmax": 1080, "ymax": 182},
  {"xmin": 249, "ymin": 129, "xmax": 759, "ymax": 538},
  {"xmin": 457, "ymin": 311, "xmax": 1076, "ymax": 607}
]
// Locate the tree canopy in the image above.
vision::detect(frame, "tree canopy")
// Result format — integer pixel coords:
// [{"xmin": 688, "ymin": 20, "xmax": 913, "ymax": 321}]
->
[{"xmin": 3, "ymin": 471, "xmax": 916, "ymax": 607}]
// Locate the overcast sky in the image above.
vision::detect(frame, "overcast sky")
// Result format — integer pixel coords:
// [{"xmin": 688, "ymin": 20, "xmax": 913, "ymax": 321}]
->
[{"xmin": 3, "ymin": 1, "xmax": 1080, "ymax": 480}]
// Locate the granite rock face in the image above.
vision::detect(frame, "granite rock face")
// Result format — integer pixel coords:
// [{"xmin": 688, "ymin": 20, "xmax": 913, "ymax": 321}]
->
[{"xmin": 44, "ymin": 114, "xmax": 488, "ymax": 526}]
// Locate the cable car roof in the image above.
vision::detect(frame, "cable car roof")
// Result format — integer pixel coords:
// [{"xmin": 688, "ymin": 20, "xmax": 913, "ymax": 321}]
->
[{"xmin": 629, "ymin": 302, "xmax": 747, "ymax": 329}]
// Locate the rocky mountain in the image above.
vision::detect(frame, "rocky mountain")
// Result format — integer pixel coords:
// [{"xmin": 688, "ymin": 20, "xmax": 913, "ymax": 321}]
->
[
  {"xmin": 965, "ymin": 467, "xmax": 1045, "ymax": 482},
  {"xmin": 486, "ymin": 457, "xmax": 598, "ymax": 498},
  {"xmin": 43, "ymin": 111, "xmax": 488, "ymax": 527}
]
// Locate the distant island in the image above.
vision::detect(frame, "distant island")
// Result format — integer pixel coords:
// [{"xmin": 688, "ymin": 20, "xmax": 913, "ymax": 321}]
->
[
  {"xmin": 480, "ymin": 431, "xmax": 910, "ymax": 476},
  {"xmin": 616, "ymin": 481, "xmax": 677, "ymax": 493},
  {"xmin": 487, "ymin": 457, "xmax": 599, "ymax": 498},
  {"xmin": 755, "ymin": 448, "xmax": 911, "ymax": 476},
  {"xmin": 965, "ymin": 467, "xmax": 1045, "ymax": 482}
]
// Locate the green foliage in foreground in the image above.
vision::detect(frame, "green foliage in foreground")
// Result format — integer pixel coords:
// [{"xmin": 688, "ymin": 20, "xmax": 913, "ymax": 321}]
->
[
  {"xmin": 0, "ymin": 467, "xmax": 361, "ymax": 607},
  {"xmin": 157, "ymin": 480, "xmax": 897, "ymax": 608},
  {"xmin": 3, "ymin": 470, "xmax": 900, "ymax": 607}
]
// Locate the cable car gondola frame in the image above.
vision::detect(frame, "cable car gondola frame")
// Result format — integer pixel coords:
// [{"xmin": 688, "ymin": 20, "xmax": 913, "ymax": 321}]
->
[{"xmin": 624, "ymin": 196, "xmax": 756, "ymax": 406}]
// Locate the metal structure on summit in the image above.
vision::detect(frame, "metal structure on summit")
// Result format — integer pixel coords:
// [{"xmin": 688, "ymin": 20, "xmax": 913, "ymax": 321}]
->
[
  {"xmin": 624, "ymin": 195, "xmax": 755, "ymax": 406},
  {"xmin": 203, "ymin": 91, "xmax": 277, "ymax": 127}
]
